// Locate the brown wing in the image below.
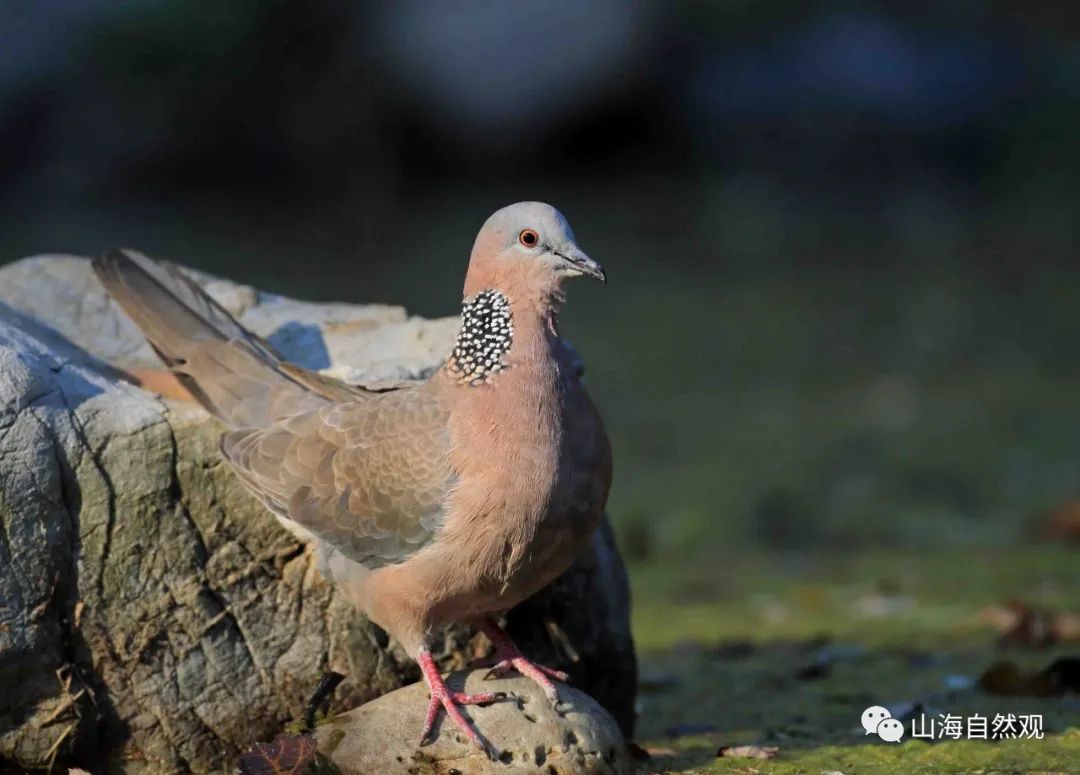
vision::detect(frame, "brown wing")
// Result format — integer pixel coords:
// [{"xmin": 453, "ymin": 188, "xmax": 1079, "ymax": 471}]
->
[
  {"xmin": 221, "ymin": 385, "xmax": 453, "ymax": 567},
  {"xmin": 95, "ymin": 249, "xmax": 447, "ymax": 565},
  {"xmin": 93, "ymin": 249, "xmax": 392, "ymax": 426},
  {"xmin": 277, "ymin": 362, "xmax": 413, "ymax": 401}
]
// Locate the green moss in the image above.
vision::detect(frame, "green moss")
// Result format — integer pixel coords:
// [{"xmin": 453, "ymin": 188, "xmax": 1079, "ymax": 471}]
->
[{"xmin": 631, "ymin": 548, "xmax": 1080, "ymax": 773}]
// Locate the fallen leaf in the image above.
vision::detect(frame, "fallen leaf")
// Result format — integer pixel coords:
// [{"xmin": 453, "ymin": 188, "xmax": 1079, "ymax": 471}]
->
[
  {"xmin": 644, "ymin": 745, "xmax": 677, "ymax": 758},
  {"xmin": 1052, "ymin": 613, "xmax": 1080, "ymax": 642},
  {"xmin": 978, "ymin": 601, "xmax": 1080, "ymax": 647},
  {"xmin": 1035, "ymin": 498, "xmax": 1080, "ymax": 543},
  {"xmin": 237, "ymin": 733, "xmax": 317, "ymax": 775},
  {"xmin": 717, "ymin": 744, "xmax": 779, "ymax": 760},
  {"xmin": 978, "ymin": 602, "xmax": 1024, "ymax": 632},
  {"xmin": 1000, "ymin": 602, "xmax": 1055, "ymax": 647}
]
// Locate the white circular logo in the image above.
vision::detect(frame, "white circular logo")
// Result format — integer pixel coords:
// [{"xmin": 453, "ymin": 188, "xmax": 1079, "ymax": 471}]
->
[
  {"xmin": 876, "ymin": 717, "xmax": 905, "ymax": 742},
  {"xmin": 861, "ymin": 706, "xmax": 891, "ymax": 735}
]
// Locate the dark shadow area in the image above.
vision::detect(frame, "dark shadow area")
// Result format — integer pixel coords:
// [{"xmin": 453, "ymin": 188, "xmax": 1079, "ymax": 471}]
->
[
  {"xmin": 0, "ymin": 301, "xmax": 122, "ymax": 408},
  {"xmin": 266, "ymin": 320, "xmax": 332, "ymax": 370}
]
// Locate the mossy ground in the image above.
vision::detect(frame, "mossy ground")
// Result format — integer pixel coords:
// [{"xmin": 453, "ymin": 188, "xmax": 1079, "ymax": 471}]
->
[{"xmin": 630, "ymin": 547, "xmax": 1079, "ymax": 774}]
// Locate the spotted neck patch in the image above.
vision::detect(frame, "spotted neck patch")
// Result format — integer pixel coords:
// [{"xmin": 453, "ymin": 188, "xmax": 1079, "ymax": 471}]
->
[{"xmin": 447, "ymin": 290, "xmax": 513, "ymax": 385}]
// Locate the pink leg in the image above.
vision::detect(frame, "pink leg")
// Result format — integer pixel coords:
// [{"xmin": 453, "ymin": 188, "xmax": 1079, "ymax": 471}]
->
[
  {"xmin": 417, "ymin": 648, "xmax": 501, "ymax": 751},
  {"xmin": 478, "ymin": 618, "xmax": 569, "ymax": 706}
]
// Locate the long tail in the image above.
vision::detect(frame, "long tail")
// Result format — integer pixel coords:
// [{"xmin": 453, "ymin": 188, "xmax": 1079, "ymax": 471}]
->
[{"xmin": 92, "ymin": 249, "xmax": 324, "ymax": 427}]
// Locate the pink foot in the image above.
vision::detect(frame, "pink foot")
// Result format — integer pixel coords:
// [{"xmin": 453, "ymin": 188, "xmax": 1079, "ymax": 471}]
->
[
  {"xmin": 417, "ymin": 648, "xmax": 501, "ymax": 752},
  {"xmin": 479, "ymin": 619, "xmax": 570, "ymax": 706}
]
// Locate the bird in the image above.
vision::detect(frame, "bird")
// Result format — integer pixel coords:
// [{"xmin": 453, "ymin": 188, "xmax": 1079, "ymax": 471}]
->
[{"xmin": 91, "ymin": 201, "xmax": 613, "ymax": 753}]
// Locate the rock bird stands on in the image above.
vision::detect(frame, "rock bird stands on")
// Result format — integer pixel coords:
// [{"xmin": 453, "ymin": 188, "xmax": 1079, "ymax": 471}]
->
[{"xmin": 92, "ymin": 202, "xmax": 612, "ymax": 752}]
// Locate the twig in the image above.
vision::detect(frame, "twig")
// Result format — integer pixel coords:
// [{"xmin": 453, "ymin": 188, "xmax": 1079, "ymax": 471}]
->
[
  {"xmin": 40, "ymin": 689, "xmax": 85, "ymax": 725},
  {"xmin": 44, "ymin": 721, "xmax": 77, "ymax": 770}
]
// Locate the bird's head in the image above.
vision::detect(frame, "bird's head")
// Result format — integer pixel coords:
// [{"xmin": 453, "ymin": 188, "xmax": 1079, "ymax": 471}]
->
[{"xmin": 463, "ymin": 202, "xmax": 605, "ymax": 303}]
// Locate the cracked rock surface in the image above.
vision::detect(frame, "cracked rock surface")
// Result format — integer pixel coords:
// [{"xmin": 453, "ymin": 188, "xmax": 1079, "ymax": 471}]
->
[
  {"xmin": 315, "ymin": 671, "xmax": 630, "ymax": 775},
  {"xmin": 0, "ymin": 255, "xmax": 636, "ymax": 773}
]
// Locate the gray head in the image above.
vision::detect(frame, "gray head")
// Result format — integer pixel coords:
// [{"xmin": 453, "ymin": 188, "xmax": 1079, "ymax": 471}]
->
[{"xmin": 466, "ymin": 202, "xmax": 606, "ymax": 292}]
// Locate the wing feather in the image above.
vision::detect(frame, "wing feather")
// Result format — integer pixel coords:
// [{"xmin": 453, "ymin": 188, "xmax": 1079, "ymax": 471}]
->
[{"xmin": 221, "ymin": 386, "xmax": 452, "ymax": 567}]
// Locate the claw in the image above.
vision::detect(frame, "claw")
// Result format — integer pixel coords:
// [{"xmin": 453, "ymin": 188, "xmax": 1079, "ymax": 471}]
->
[
  {"xmin": 419, "ymin": 689, "xmax": 501, "ymax": 747},
  {"xmin": 417, "ymin": 648, "xmax": 501, "ymax": 753},
  {"xmin": 479, "ymin": 619, "xmax": 570, "ymax": 707}
]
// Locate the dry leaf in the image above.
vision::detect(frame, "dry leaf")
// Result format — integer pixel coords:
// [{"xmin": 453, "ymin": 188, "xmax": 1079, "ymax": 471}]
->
[
  {"xmin": 1051, "ymin": 612, "xmax": 1080, "ymax": 642},
  {"xmin": 646, "ymin": 745, "xmax": 677, "ymax": 757},
  {"xmin": 978, "ymin": 602, "xmax": 1024, "ymax": 632},
  {"xmin": 977, "ymin": 601, "xmax": 1080, "ymax": 647},
  {"xmin": 999, "ymin": 603, "xmax": 1055, "ymax": 647},
  {"xmin": 237, "ymin": 733, "xmax": 317, "ymax": 775},
  {"xmin": 1035, "ymin": 498, "xmax": 1080, "ymax": 543},
  {"xmin": 717, "ymin": 744, "xmax": 779, "ymax": 760}
]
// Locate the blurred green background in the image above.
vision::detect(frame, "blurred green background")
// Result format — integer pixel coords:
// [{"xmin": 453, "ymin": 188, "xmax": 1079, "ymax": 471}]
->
[
  {"xmin": 3, "ymin": 1, "xmax": 1079, "ymax": 560},
  {"xmin": 2, "ymin": 3, "xmax": 1079, "ymax": 770}
]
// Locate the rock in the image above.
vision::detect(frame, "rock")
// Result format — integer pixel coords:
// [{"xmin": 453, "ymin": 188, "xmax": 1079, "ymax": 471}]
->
[
  {"xmin": 0, "ymin": 255, "xmax": 636, "ymax": 773},
  {"xmin": 315, "ymin": 671, "xmax": 631, "ymax": 775}
]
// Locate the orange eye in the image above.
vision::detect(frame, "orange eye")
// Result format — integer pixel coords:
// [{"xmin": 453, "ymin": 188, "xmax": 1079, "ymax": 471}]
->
[{"xmin": 518, "ymin": 229, "xmax": 539, "ymax": 247}]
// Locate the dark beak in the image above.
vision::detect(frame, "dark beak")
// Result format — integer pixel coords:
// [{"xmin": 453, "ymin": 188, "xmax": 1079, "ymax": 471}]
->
[{"xmin": 555, "ymin": 247, "xmax": 606, "ymax": 283}]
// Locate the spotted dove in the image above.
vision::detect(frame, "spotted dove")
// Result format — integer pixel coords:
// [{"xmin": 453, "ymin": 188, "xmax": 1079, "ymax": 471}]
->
[{"xmin": 92, "ymin": 202, "xmax": 612, "ymax": 752}]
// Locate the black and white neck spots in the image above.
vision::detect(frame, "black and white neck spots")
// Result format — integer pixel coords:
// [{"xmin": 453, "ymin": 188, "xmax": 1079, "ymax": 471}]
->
[{"xmin": 448, "ymin": 290, "xmax": 513, "ymax": 386}]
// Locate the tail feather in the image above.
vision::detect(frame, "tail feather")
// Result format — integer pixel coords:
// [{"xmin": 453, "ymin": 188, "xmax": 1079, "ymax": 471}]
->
[{"xmin": 92, "ymin": 249, "xmax": 325, "ymax": 427}]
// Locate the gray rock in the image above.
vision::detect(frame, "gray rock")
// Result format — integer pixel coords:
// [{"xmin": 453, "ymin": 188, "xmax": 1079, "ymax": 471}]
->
[
  {"xmin": 315, "ymin": 671, "xmax": 630, "ymax": 775},
  {"xmin": 0, "ymin": 255, "xmax": 636, "ymax": 773}
]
